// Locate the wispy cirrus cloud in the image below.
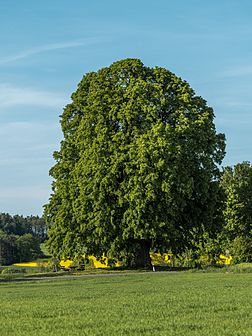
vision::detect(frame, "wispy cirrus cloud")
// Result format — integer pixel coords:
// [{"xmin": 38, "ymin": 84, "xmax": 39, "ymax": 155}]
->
[
  {"xmin": 0, "ymin": 185, "xmax": 51, "ymax": 217},
  {"xmin": 0, "ymin": 121, "xmax": 60, "ymax": 159},
  {"xmin": 0, "ymin": 185, "xmax": 50, "ymax": 200},
  {"xmin": 0, "ymin": 38, "xmax": 96, "ymax": 65},
  {"xmin": 0, "ymin": 83, "xmax": 68, "ymax": 108},
  {"xmin": 220, "ymin": 65, "xmax": 252, "ymax": 78}
]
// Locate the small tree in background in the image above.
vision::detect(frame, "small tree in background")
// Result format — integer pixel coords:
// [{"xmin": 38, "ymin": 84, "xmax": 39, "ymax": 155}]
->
[{"xmin": 220, "ymin": 162, "xmax": 252, "ymax": 263}]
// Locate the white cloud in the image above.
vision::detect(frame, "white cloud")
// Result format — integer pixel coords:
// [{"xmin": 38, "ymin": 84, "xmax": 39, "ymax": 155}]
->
[
  {"xmin": 0, "ymin": 185, "xmax": 49, "ymax": 199},
  {"xmin": 0, "ymin": 39, "xmax": 95, "ymax": 65},
  {"xmin": 0, "ymin": 185, "xmax": 51, "ymax": 215},
  {"xmin": 220, "ymin": 65, "xmax": 252, "ymax": 78},
  {"xmin": 0, "ymin": 84, "xmax": 68, "ymax": 108},
  {"xmin": 0, "ymin": 121, "xmax": 58, "ymax": 131},
  {"xmin": 0, "ymin": 155, "xmax": 54, "ymax": 167},
  {"xmin": 0, "ymin": 121, "xmax": 61, "ymax": 159},
  {"xmin": 214, "ymin": 98, "xmax": 252, "ymax": 109}
]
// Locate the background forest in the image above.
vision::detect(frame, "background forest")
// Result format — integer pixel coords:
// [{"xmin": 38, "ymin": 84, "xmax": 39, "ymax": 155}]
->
[{"xmin": 0, "ymin": 213, "xmax": 46, "ymax": 265}]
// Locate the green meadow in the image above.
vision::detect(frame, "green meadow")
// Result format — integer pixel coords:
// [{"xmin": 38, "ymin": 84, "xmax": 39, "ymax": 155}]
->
[{"xmin": 0, "ymin": 272, "xmax": 251, "ymax": 336}]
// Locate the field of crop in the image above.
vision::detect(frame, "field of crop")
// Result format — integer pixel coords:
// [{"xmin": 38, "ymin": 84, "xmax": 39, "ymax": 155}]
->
[{"xmin": 0, "ymin": 272, "xmax": 251, "ymax": 336}]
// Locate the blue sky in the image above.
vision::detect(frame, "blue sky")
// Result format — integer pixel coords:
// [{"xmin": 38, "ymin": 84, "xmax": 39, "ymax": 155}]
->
[{"xmin": 0, "ymin": 0, "xmax": 251, "ymax": 216}]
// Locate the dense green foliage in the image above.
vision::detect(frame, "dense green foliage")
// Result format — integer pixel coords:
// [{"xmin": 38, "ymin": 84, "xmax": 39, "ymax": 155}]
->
[
  {"xmin": 0, "ymin": 214, "xmax": 46, "ymax": 265},
  {"xmin": 45, "ymin": 58, "xmax": 225, "ymax": 266},
  {"xmin": 220, "ymin": 162, "xmax": 252, "ymax": 263},
  {"xmin": 181, "ymin": 161, "xmax": 252, "ymax": 266},
  {"xmin": 0, "ymin": 230, "xmax": 41, "ymax": 265},
  {"xmin": 0, "ymin": 273, "xmax": 251, "ymax": 335}
]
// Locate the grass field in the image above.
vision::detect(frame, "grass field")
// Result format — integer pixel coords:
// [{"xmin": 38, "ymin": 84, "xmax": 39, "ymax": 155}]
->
[{"xmin": 0, "ymin": 272, "xmax": 251, "ymax": 336}]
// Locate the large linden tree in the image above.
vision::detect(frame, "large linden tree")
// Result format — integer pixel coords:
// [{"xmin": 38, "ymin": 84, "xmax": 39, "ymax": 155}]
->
[{"xmin": 44, "ymin": 59, "xmax": 225, "ymax": 268}]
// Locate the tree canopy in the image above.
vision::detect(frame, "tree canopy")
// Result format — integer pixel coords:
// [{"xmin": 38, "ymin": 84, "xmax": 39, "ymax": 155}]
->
[{"xmin": 45, "ymin": 59, "xmax": 225, "ymax": 267}]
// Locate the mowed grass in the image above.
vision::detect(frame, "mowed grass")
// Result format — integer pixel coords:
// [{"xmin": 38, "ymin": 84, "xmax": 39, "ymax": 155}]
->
[{"xmin": 0, "ymin": 272, "xmax": 251, "ymax": 336}]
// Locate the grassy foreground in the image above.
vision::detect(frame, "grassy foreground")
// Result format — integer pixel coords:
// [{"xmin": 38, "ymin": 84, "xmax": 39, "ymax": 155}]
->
[{"xmin": 0, "ymin": 272, "xmax": 251, "ymax": 336}]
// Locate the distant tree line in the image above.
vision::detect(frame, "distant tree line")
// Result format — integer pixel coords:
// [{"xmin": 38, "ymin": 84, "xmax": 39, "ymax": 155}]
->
[{"xmin": 0, "ymin": 214, "xmax": 47, "ymax": 265}]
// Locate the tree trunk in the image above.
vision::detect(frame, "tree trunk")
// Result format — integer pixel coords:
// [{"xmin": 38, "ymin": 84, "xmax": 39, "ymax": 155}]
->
[{"xmin": 129, "ymin": 239, "xmax": 152, "ymax": 269}]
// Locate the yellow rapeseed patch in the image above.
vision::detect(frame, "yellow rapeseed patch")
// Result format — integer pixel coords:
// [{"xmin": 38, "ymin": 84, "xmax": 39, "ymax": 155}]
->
[
  {"xmin": 13, "ymin": 262, "xmax": 39, "ymax": 267},
  {"xmin": 59, "ymin": 259, "xmax": 73, "ymax": 268},
  {"xmin": 218, "ymin": 254, "xmax": 232, "ymax": 265},
  {"xmin": 14, "ymin": 253, "xmax": 232, "ymax": 270},
  {"xmin": 60, "ymin": 256, "xmax": 123, "ymax": 269},
  {"xmin": 13, "ymin": 261, "xmax": 48, "ymax": 267},
  {"xmin": 151, "ymin": 253, "xmax": 172, "ymax": 265}
]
